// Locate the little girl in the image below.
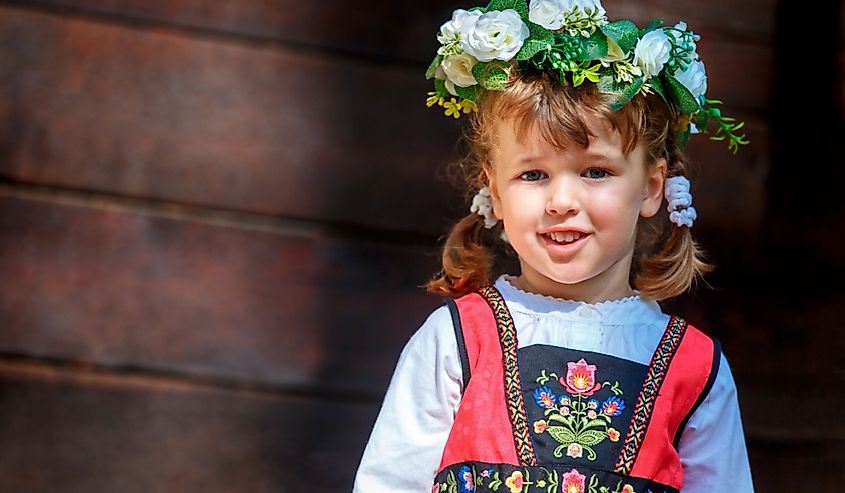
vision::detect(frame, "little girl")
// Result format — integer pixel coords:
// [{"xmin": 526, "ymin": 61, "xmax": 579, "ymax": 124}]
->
[{"xmin": 354, "ymin": 1, "xmax": 753, "ymax": 492}]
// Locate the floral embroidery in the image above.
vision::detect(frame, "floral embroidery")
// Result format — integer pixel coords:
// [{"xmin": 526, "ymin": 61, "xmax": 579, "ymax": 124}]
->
[
  {"xmin": 602, "ymin": 396, "xmax": 625, "ymax": 416},
  {"xmin": 562, "ymin": 468, "xmax": 586, "ymax": 493},
  {"xmin": 534, "ymin": 361, "xmax": 626, "ymax": 461},
  {"xmin": 505, "ymin": 471, "xmax": 525, "ymax": 493},
  {"xmin": 436, "ymin": 465, "xmax": 645, "ymax": 493},
  {"xmin": 562, "ymin": 359, "xmax": 602, "ymax": 396},
  {"xmin": 459, "ymin": 465, "xmax": 475, "ymax": 493}
]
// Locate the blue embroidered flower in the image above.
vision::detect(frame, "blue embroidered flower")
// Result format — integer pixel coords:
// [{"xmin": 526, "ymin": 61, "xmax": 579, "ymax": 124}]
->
[
  {"xmin": 602, "ymin": 396, "xmax": 626, "ymax": 416},
  {"xmin": 458, "ymin": 465, "xmax": 475, "ymax": 492},
  {"xmin": 534, "ymin": 386, "xmax": 557, "ymax": 409},
  {"xmin": 588, "ymin": 398, "xmax": 600, "ymax": 410},
  {"xmin": 559, "ymin": 394, "xmax": 571, "ymax": 406}
]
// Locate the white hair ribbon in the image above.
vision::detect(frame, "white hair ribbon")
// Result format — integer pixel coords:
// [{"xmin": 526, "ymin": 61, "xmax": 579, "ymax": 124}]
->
[{"xmin": 664, "ymin": 176, "xmax": 697, "ymax": 228}]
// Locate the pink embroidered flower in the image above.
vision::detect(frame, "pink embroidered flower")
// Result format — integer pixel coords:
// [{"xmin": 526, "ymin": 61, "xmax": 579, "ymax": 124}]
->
[
  {"xmin": 560, "ymin": 406, "xmax": 570, "ymax": 416},
  {"xmin": 566, "ymin": 443, "xmax": 583, "ymax": 458},
  {"xmin": 562, "ymin": 468, "xmax": 586, "ymax": 493},
  {"xmin": 534, "ymin": 420, "xmax": 548, "ymax": 433},
  {"xmin": 587, "ymin": 409, "xmax": 598, "ymax": 420},
  {"xmin": 621, "ymin": 485, "xmax": 635, "ymax": 493},
  {"xmin": 560, "ymin": 359, "xmax": 602, "ymax": 396},
  {"xmin": 607, "ymin": 427, "xmax": 620, "ymax": 442},
  {"xmin": 460, "ymin": 465, "xmax": 474, "ymax": 490},
  {"xmin": 505, "ymin": 470, "xmax": 525, "ymax": 493}
]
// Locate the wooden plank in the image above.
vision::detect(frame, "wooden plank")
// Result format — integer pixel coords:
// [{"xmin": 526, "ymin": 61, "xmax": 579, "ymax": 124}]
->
[
  {"xmin": 12, "ymin": 0, "xmax": 777, "ymax": 62},
  {"xmin": 0, "ymin": 7, "xmax": 772, "ymax": 235},
  {"xmin": 663, "ymin": 287, "xmax": 845, "ymax": 382},
  {"xmin": 0, "ymin": 5, "xmax": 466, "ymax": 235},
  {"xmin": 0, "ymin": 193, "xmax": 442, "ymax": 396},
  {"xmin": 0, "ymin": 360, "xmax": 378, "ymax": 493}
]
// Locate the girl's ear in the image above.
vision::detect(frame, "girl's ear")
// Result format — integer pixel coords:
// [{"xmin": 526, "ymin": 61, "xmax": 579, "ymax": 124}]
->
[
  {"xmin": 484, "ymin": 167, "xmax": 503, "ymax": 220},
  {"xmin": 640, "ymin": 158, "xmax": 667, "ymax": 218}
]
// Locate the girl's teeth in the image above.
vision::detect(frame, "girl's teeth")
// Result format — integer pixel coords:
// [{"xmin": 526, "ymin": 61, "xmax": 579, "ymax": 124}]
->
[{"xmin": 548, "ymin": 232, "xmax": 582, "ymax": 243}]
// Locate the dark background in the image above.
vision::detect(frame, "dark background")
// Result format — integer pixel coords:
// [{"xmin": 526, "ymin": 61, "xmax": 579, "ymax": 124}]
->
[{"xmin": 0, "ymin": 0, "xmax": 842, "ymax": 491}]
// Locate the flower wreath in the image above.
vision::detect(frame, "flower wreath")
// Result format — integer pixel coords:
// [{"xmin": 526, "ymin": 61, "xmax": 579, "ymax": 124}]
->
[{"xmin": 425, "ymin": 0, "xmax": 749, "ymax": 153}]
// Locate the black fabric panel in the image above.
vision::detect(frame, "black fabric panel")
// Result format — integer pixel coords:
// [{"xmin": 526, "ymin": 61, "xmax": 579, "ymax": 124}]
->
[
  {"xmin": 434, "ymin": 460, "xmax": 679, "ymax": 493},
  {"xmin": 445, "ymin": 297, "xmax": 471, "ymax": 392},
  {"xmin": 673, "ymin": 338, "xmax": 722, "ymax": 448},
  {"xmin": 518, "ymin": 345, "xmax": 649, "ymax": 470}
]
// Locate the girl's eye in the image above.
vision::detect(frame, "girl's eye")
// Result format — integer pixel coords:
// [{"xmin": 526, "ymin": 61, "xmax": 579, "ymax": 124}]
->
[
  {"xmin": 520, "ymin": 170, "xmax": 547, "ymax": 181},
  {"xmin": 584, "ymin": 168, "xmax": 609, "ymax": 180}
]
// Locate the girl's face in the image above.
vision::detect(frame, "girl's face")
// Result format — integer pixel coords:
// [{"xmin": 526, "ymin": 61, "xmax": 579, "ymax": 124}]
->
[{"xmin": 487, "ymin": 113, "xmax": 666, "ymax": 302}]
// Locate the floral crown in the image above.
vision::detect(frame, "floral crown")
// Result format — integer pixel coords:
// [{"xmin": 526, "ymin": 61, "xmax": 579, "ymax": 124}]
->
[{"xmin": 425, "ymin": 0, "xmax": 748, "ymax": 153}]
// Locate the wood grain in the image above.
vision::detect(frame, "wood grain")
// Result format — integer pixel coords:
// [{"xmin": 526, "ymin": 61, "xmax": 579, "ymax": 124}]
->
[
  {"xmin": 0, "ymin": 193, "xmax": 442, "ymax": 396},
  {"xmin": 0, "ymin": 360, "xmax": 378, "ymax": 493}
]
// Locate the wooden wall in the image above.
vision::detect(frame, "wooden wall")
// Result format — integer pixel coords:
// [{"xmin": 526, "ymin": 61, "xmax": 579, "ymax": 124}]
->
[{"xmin": 0, "ymin": 0, "xmax": 842, "ymax": 491}]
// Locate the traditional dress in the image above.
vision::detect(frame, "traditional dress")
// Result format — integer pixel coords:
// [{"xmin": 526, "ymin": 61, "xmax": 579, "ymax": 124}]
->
[{"xmin": 353, "ymin": 276, "xmax": 754, "ymax": 493}]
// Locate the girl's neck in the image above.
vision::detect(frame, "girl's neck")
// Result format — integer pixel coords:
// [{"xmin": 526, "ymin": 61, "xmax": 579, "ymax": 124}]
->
[{"xmin": 511, "ymin": 259, "xmax": 636, "ymax": 304}]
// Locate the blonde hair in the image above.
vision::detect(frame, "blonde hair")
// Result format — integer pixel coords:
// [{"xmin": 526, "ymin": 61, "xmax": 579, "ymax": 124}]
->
[{"xmin": 426, "ymin": 71, "xmax": 712, "ymax": 300}]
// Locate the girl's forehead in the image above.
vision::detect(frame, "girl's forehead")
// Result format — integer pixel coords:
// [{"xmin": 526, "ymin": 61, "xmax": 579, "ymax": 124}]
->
[{"xmin": 492, "ymin": 114, "xmax": 627, "ymax": 160}]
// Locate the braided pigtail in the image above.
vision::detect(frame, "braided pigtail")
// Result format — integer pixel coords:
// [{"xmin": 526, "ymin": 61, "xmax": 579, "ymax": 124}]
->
[
  {"xmin": 426, "ymin": 212, "xmax": 496, "ymax": 297},
  {"xmin": 634, "ymin": 145, "xmax": 713, "ymax": 300}
]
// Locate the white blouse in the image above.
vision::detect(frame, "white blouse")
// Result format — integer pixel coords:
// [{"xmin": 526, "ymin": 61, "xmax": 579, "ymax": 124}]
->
[{"xmin": 353, "ymin": 275, "xmax": 754, "ymax": 492}]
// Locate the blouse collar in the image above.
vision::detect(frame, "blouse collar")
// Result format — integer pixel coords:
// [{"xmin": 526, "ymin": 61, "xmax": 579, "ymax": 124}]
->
[{"xmin": 493, "ymin": 275, "xmax": 664, "ymax": 325}]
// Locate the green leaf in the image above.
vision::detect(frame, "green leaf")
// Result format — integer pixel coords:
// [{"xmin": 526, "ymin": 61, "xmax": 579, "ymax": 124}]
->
[
  {"xmin": 693, "ymin": 110, "xmax": 709, "ymax": 131},
  {"xmin": 426, "ymin": 55, "xmax": 443, "ymax": 80},
  {"xmin": 581, "ymin": 418, "xmax": 607, "ymax": 430},
  {"xmin": 601, "ymin": 20, "xmax": 639, "ymax": 53},
  {"xmin": 576, "ymin": 429, "xmax": 607, "ymax": 446},
  {"xmin": 650, "ymin": 76, "xmax": 667, "ymax": 103},
  {"xmin": 642, "ymin": 18, "xmax": 665, "ymax": 35},
  {"xmin": 454, "ymin": 84, "xmax": 482, "ymax": 102},
  {"xmin": 434, "ymin": 79, "xmax": 450, "ymax": 98},
  {"xmin": 517, "ymin": 21, "xmax": 554, "ymax": 61},
  {"xmin": 547, "ymin": 413, "xmax": 572, "ymax": 426},
  {"xmin": 547, "ymin": 425, "xmax": 577, "ymax": 444},
  {"xmin": 598, "ymin": 73, "xmax": 644, "ymax": 111},
  {"xmin": 484, "ymin": 0, "xmax": 529, "ymax": 19},
  {"xmin": 665, "ymin": 73, "xmax": 702, "ymax": 114},
  {"xmin": 472, "ymin": 60, "xmax": 511, "ymax": 90},
  {"xmin": 572, "ymin": 30, "xmax": 608, "ymax": 61}
]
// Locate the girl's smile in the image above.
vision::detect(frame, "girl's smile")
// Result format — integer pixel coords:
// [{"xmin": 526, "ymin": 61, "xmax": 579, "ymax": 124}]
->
[{"xmin": 487, "ymin": 113, "xmax": 666, "ymax": 303}]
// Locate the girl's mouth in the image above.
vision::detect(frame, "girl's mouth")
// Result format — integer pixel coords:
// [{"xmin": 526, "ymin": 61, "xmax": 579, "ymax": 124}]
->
[
  {"xmin": 541, "ymin": 231, "xmax": 590, "ymax": 255},
  {"xmin": 545, "ymin": 231, "xmax": 583, "ymax": 244}
]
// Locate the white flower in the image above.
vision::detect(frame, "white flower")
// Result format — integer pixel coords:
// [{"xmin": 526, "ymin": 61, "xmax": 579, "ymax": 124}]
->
[
  {"xmin": 674, "ymin": 58, "xmax": 707, "ymax": 101},
  {"xmin": 633, "ymin": 29, "xmax": 672, "ymax": 79},
  {"xmin": 461, "ymin": 9, "xmax": 530, "ymax": 62},
  {"xmin": 437, "ymin": 9, "xmax": 483, "ymax": 46},
  {"xmin": 529, "ymin": 0, "xmax": 565, "ymax": 30},
  {"xmin": 433, "ymin": 64, "xmax": 460, "ymax": 96},
  {"xmin": 441, "ymin": 53, "xmax": 479, "ymax": 88}
]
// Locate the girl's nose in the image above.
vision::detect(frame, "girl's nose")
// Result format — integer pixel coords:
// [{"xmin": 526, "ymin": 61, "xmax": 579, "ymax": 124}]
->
[{"xmin": 545, "ymin": 176, "xmax": 580, "ymax": 216}]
